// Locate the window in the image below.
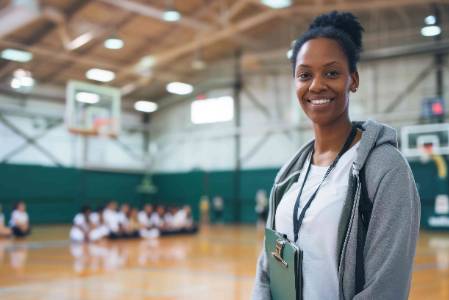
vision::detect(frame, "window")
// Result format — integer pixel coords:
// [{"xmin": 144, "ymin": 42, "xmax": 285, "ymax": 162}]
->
[{"xmin": 191, "ymin": 96, "xmax": 234, "ymax": 124}]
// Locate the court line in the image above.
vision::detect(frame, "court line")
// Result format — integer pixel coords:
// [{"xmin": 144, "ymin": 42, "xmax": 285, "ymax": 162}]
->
[
  {"xmin": 132, "ymin": 265, "xmax": 255, "ymax": 281},
  {"xmin": 4, "ymin": 240, "xmax": 71, "ymax": 251},
  {"xmin": 0, "ymin": 279, "xmax": 213, "ymax": 298}
]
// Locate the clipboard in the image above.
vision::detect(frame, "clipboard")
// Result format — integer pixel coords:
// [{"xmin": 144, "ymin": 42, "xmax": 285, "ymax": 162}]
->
[{"xmin": 265, "ymin": 228, "xmax": 303, "ymax": 300}]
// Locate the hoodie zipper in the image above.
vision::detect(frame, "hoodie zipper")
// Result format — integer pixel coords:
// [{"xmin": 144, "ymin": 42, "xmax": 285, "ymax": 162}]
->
[{"xmin": 338, "ymin": 170, "xmax": 362, "ymax": 300}]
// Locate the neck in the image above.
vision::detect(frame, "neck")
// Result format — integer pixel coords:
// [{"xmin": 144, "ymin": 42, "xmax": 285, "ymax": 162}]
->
[{"xmin": 313, "ymin": 117, "xmax": 352, "ymax": 155}]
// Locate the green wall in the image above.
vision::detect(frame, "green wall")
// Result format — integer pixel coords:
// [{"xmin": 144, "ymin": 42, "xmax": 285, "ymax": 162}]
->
[
  {"xmin": 0, "ymin": 164, "xmax": 144, "ymax": 224},
  {"xmin": 151, "ymin": 169, "xmax": 275, "ymax": 223},
  {"xmin": 0, "ymin": 160, "xmax": 445, "ymax": 226},
  {"xmin": 0, "ymin": 164, "xmax": 276, "ymax": 225}
]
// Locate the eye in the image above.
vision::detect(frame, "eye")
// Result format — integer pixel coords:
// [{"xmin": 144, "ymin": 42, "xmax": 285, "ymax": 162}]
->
[
  {"xmin": 325, "ymin": 70, "xmax": 339, "ymax": 78},
  {"xmin": 297, "ymin": 72, "xmax": 311, "ymax": 81}
]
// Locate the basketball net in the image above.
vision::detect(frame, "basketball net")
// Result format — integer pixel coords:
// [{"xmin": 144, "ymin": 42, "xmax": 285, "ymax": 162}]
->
[
  {"xmin": 89, "ymin": 118, "xmax": 115, "ymax": 165},
  {"xmin": 420, "ymin": 144, "xmax": 448, "ymax": 178},
  {"xmin": 93, "ymin": 118, "xmax": 114, "ymax": 137},
  {"xmin": 419, "ymin": 144, "xmax": 433, "ymax": 164}
]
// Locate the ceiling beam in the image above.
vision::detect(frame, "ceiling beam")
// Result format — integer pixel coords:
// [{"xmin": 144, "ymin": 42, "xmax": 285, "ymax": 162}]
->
[
  {"xmin": 118, "ymin": 0, "xmax": 449, "ymax": 96},
  {"xmin": 0, "ymin": 0, "xmax": 91, "ymax": 81},
  {"xmin": 286, "ymin": 0, "xmax": 449, "ymax": 12},
  {"xmin": 0, "ymin": 39, "xmax": 123, "ymax": 71},
  {"xmin": 98, "ymin": 0, "xmax": 214, "ymax": 31}
]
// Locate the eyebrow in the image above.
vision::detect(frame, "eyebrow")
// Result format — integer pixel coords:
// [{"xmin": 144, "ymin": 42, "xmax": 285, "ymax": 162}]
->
[{"xmin": 297, "ymin": 61, "xmax": 339, "ymax": 68}]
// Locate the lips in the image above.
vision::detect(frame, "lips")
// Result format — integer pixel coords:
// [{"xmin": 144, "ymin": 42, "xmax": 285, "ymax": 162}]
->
[{"xmin": 307, "ymin": 98, "xmax": 334, "ymax": 105}]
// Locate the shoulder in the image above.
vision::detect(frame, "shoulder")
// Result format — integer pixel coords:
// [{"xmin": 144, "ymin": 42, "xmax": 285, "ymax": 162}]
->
[
  {"xmin": 364, "ymin": 144, "xmax": 412, "ymax": 179},
  {"xmin": 362, "ymin": 144, "xmax": 418, "ymax": 203}
]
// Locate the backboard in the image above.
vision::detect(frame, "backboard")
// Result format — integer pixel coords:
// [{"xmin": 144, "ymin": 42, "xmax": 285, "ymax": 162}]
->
[
  {"xmin": 401, "ymin": 123, "xmax": 449, "ymax": 159},
  {"xmin": 65, "ymin": 80, "xmax": 121, "ymax": 137}
]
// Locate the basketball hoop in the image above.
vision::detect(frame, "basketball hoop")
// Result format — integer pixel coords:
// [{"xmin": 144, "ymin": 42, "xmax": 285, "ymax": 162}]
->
[
  {"xmin": 65, "ymin": 80, "xmax": 121, "ymax": 138},
  {"xmin": 93, "ymin": 118, "xmax": 117, "ymax": 138},
  {"xmin": 419, "ymin": 144, "xmax": 433, "ymax": 163}
]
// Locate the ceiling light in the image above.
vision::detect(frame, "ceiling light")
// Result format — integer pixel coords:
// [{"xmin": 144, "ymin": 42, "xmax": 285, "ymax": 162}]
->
[
  {"xmin": 19, "ymin": 76, "xmax": 35, "ymax": 87},
  {"xmin": 75, "ymin": 92, "xmax": 100, "ymax": 104},
  {"xmin": 163, "ymin": 10, "xmax": 181, "ymax": 22},
  {"xmin": 10, "ymin": 78, "xmax": 21, "ymax": 89},
  {"xmin": 134, "ymin": 100, "xmax": 158, "ymax": 113},
  {"xmin": 10, "ymin": 69, "xmax": 34, "ymax": 90},
  {"xmin": 166, "ymin": 82, "xmax": 193, "ymax": 95},
  {"xmin": 421, "ymin": 25, "xmax": 441, "ymax": 37},
  {"xmin": 1, "ymin": 48, "xmax": 33, "ymax": 62},
  {"xmin": 104, "ymin": 37, "xmax": 124, "ymax": 50},
  {"xmin": 260, "ymin": 0, "xmax": 292, "ymax": 9},
  {"xmin": 14, "ymin": 69, "xmax": 29, "ymax": 78},
  {"xmin": 85, "ymin": 68, "xmax": 115, "ymax": 82},
  {"xmin": 425, "ymin": 15, "xmax": 436, "ymax": 25},
  {"xmin": 286, "ymin": 49, "xmax": 293, "ymax": 59}
]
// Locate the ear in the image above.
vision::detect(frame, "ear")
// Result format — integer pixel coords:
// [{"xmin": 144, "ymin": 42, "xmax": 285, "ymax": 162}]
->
[{"xmin": 350, "ymin": 71, "xmax": 359, "ymax": 92}]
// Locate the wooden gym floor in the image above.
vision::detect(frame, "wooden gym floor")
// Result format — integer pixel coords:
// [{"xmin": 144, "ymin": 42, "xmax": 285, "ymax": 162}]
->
[{"xmin": 0, "ymin": 225, "xmax": 448, "ymax": 300}]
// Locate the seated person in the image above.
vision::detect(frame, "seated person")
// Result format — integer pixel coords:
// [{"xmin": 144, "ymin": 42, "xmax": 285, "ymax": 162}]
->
[
  {"xmin": 103, "ymin": 201, "xmax": 124, "ymax": 239},
  {"xmin": 118, "ymin": 203, "xmax": 139, "ymax": 238},
  {"xmin": 70, "ymin": 206, "xmax": 92, "ymax": 242},
  {"xmin": 137, "ymin": 204, "xmax": 159, "ymax": 239},
  {"xmin": 152, "ymin": 205, "xmax": 166, "ymax": 231},
  {"xmin": 172, "ymin": 206, "xmax": 198, "ymax": 234},
  {"xmin": 163, "ymin": 207, "xmax": 176, "ymax": 230},
  {"xmin": 0, "ymin": 205, "xmax": 11, "ymax": 238},
  {"xmin": 9, "ymin": 201, "xmax": 30, "ymax": 238},
  {"xmin": 160, "ymin": 206, "xmax": 198, "ymax": 236},
  {"xmin": 89, "ymin": 206, "xmax": 109, "ymax": 242}
]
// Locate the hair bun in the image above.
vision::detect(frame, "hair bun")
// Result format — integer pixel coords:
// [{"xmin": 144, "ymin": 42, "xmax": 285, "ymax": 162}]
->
[{"xmin": 309, "ymin": 11, "xmax": 363, "ymax": 50}]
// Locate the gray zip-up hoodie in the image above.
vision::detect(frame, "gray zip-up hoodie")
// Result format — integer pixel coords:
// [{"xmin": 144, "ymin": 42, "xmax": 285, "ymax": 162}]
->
[{"xmin": 252, "ymin": 120, "xmax": 421, "ymax": 300}]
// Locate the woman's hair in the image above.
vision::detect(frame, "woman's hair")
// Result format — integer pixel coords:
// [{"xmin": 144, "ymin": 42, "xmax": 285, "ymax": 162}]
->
[
  {"xmin": 81, "ymin": 205, "xmax": 91, "ymax": 214},
  {"xmin": 14, "ymin": 201, "xmax": 24, "ymax": 210},
  {"xmin": 291, "ymin": 11, "xmax": 364, "ymax": 75}
]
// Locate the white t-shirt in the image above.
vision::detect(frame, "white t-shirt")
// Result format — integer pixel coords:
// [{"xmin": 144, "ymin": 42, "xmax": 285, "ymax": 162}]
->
[
  {"xmin": 9, "ymin": 210, "xmax": 29, "ymax": 227},
  {"xmin": 275, "ymin": 141, "xmax": 359, "ymax": 300},
  {"xmin": 150, "ymin": 213, "xmax": 162, "ymax": 228},
  {"xmin": 103, "ymin": 209, "xmax": 120, "ymax": 233},
  {"xmin": 138, "ymin": 211, "xmax": 149, "ymax": 227},
  {"xmin": 73, "ymin": 213, "xmax": 89, "ymax": 231},
  {"xmin": 172, "ymin": 210, "xmax": 187, "ymax": 228},
  {"xmin": 90, "ymin": 212, "xmax": 100, "ymax": 226},
  {"xmin": 117, "ymin": 212, "xmax": 129, "ymax": 227},
  {"xmin": 164, "ymin": 213, "xmax": 174, "ymax": 228}
]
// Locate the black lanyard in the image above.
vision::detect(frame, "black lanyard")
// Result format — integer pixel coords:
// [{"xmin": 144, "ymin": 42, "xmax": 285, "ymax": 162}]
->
[{"xmin": 293, "ymin": 126, "xmax": 358, "ymax": 243}]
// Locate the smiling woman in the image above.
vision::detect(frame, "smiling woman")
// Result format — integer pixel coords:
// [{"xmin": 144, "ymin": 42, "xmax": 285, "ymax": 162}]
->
[
  {"xmin": 252, "ymin": 11, "xmax": 420, "ymax": 300},
  {"xmin": 294, "ymin": 38, "xmax": 357, "ymax": 130}
]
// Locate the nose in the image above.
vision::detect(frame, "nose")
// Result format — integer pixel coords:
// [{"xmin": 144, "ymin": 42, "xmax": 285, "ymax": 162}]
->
[{"xmin": 309, "ymin": 75, "xmax": 327, "ymax": 93}]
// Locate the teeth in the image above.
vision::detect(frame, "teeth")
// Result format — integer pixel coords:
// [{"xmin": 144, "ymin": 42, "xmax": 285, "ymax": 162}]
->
[{"xmin": 310, "ymin": 99, "xmax": 331, "ymax": 105}]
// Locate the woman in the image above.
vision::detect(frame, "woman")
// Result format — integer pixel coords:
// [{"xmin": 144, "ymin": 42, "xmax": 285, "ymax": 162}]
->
[
  {"xmin": 252, "ymin": 11, "xmax": 420, "ymax": 300},
  {"xmin": 9, "ymin": 201, "xmax": 31, "ymax": 238}
]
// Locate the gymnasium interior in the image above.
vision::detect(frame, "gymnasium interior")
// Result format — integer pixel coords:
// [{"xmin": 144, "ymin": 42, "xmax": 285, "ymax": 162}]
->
[{"xmin": 0, "ymin": 0, "xmax": 449, "ymax": 299}]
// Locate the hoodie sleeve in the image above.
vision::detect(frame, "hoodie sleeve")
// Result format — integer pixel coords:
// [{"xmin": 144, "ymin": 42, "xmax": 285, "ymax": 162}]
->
[
  {"xmin": 354, "ymin": 150, "xmax": 421, "ymax": 299},
  {"xmin": 252, "ymin": 247, "xmax": 272, "ymax": 300}
]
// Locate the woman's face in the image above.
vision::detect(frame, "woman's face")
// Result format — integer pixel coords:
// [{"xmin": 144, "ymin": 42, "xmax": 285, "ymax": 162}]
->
[{"xmin": 294, "ymin": 38, "xmax": 358, "ymax": 127}]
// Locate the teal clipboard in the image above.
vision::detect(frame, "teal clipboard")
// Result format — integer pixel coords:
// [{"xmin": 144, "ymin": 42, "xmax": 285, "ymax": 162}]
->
[{"xmin": 265, "ymin": 228, "xmax": 302, "ymax": 300}]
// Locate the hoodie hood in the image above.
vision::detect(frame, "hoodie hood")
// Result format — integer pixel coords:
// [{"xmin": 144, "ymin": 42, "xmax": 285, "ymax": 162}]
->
[
  {"xmin": 274, "ymin": 119, "xmax": 398, "ymax": 184},
  {"xmin": 353, "ymin": 119, "xmax": 398, "ymax": 173}
]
